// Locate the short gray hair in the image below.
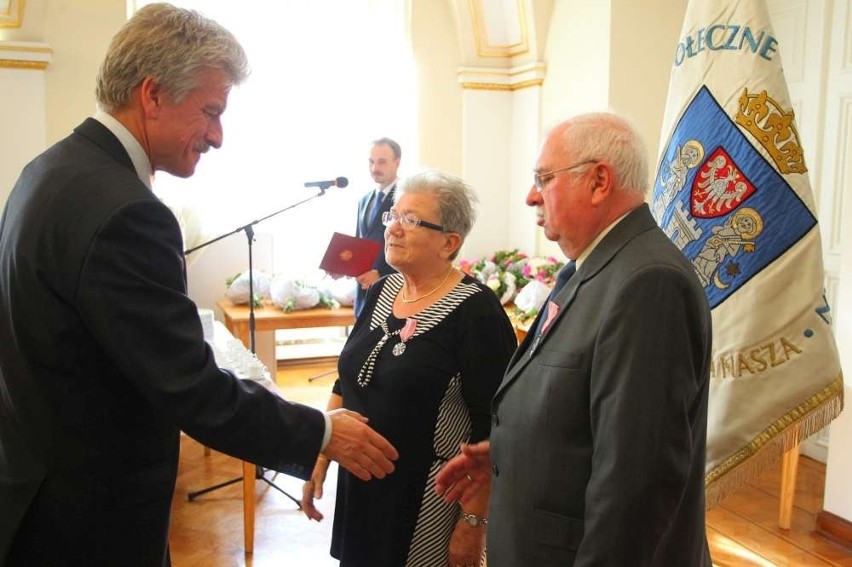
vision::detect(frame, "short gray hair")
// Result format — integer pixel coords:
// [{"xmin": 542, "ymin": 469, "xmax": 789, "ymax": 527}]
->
[
  {"xmin": 396, "ymin": 170, "xmax": 478, "ymax": 259},
  {"xmin": 96, "ymin": 3, "xmax": 249, "ymax": 112},
  {"xmin": 558, "ymin": 112, "xmax": 650, "ymax": 197}
]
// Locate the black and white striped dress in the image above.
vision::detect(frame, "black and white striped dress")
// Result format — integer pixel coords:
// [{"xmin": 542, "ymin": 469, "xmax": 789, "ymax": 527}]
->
[{"xmin": 329, "ymin": 273, "xmax": 516, "ymax": 567}]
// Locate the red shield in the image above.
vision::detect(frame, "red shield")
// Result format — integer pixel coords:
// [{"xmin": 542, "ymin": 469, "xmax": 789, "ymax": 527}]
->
[{"xmin": 691, "ymin": 147, "xmax": 756, "ymax": 218}]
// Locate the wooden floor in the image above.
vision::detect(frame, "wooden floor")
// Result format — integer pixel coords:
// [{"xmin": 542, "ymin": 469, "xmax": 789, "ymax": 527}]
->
[{"xmin": 169, "ymin": 358, "xmax": 852, "ymax": 566}]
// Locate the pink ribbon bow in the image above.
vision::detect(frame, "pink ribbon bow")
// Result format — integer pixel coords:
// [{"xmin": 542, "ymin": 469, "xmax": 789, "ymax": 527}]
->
[
  {"xmin": 541, "ymin": 300, "xmax": 559, "ymax": 334},
  {"xmin": 400, "ymin": 318, "xmax": 417, "ymax": 342}
]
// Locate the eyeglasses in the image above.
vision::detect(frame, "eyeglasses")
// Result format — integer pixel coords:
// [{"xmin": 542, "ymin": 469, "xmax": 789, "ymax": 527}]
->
[
  {"xmin": 382, "ymin": 210, "xmax": 445, "ymax": 232},
  {"xmin": 533, "ymin": 159, "xmax": 599, "ymax": 192}
]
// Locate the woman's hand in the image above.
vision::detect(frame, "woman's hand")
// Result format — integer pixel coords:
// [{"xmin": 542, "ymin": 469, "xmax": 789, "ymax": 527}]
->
[
  {"xmin": 447, "ymin": 518, "xmax": 485, "ymax": 567},
  {"xmin": 301, "ymin": 456, "xmax": 331, "ymax": 521}
]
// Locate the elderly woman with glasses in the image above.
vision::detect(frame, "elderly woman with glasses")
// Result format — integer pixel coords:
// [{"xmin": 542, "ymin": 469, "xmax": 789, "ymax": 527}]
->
[{"xmin": 302, "ymin": 170, "xmax": 517, "ymax": 567}]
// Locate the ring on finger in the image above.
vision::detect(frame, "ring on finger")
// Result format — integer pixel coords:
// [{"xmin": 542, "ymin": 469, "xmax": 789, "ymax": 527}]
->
[{"xmin": 465, "ymin": 473, "xmax": 474, "ymax": 482}]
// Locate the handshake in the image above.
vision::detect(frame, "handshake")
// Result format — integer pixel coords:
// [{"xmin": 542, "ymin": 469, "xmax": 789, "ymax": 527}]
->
[{"xmin": 322, "ymin": 408, "xmax": 398, "ymax": 481}]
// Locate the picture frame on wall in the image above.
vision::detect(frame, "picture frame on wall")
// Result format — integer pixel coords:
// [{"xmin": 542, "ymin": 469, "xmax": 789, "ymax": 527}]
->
[{"xmin": 0, "ymin": 0, "xmax": 24, "ymax": 28}]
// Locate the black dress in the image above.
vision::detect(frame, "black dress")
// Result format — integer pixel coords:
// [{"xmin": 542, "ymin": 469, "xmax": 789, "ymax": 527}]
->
[{"xmin": 330, "ymin": 273, "xmax": 517, "ymax": 566}]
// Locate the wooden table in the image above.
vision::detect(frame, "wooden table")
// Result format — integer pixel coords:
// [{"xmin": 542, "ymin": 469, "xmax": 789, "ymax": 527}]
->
[
  {"xmin": 213, "ymin": 300, "xmax": 355, "ymax": 553},
  {"xmin": 504, "ymin": 303, "xmax": 532, "ymax": 343},
  {"xmin": 216, "ymin": 299, "xmax": 355, "ymax": 349}
]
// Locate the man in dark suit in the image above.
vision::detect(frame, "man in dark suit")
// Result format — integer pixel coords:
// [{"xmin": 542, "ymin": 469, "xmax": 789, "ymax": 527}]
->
[
  {"xmin": 0, "ymin": 5, "xmax": 396, "ymax": 566},
  {"xmin": 436, "ymin": 113, "xmax": 712, "ymax": 566},
  {"xmin": 353, "ymin": 137, "xmax": 400, "ymax": 317}
]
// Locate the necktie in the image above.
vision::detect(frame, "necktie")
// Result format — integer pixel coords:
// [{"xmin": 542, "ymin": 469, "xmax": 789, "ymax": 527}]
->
[
  {"xmin": 532, "ymin": 261, "xmax": 576, "ymax": 338},
  {"xmin": 368, "ymin": 191, "xmax": 384, "ymax": 226},
  {"xmin": 551, "ymin": 261, "xmax": 577, "ymax": 297}
]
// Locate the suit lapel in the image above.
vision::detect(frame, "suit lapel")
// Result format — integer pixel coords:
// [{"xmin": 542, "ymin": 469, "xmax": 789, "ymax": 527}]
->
[
  {"xmin": 496, "ymin": 266, "xmax": 584, "ymax": 396},
  {"xmin": 496, "ymin": 205, "xmax": 658, "ymax": 399}
]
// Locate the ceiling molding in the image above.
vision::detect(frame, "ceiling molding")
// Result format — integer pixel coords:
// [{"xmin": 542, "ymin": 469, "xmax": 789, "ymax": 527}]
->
[
  {"xmin": 0, "ymin": 41, "xmax": 52, "ymax": 69},
  {"xmin": 458, "ymin": 61, "xmax": 545, "ymax": 90}
]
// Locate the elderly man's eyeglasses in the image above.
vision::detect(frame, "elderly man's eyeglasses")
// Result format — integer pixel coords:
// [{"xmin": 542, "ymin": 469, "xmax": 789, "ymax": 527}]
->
[
  {"xmin": 534, "ymin": 159, "xmax": 599, "ymax": 192},
  {"xmin": 382, "ymin": 210, "xmax": 445, "ymax": 232}
]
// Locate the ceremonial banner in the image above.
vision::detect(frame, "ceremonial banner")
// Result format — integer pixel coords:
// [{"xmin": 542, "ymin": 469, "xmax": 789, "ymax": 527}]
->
[{"xmin": 653, "ymin": 0, "xmax": 844, "ymax": 506}]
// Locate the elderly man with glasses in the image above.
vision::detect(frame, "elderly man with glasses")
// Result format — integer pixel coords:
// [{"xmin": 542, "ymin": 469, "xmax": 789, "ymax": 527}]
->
[{"xmin": 437, "ymin": 112, "xmax": 713, "ymax": 567}]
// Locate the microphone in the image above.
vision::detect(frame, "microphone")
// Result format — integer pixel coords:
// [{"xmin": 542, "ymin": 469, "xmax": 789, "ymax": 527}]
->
[{"xmin": 304, "ymin": 176, "xmax": 349, "ymax": 189}]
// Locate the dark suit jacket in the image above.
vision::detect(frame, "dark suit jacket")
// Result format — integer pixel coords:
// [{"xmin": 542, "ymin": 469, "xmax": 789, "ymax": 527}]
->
[
  {"xmin": 0, "ymin": 119, "xmax": 325, "ymax": 566},
  {"xmin": 354, "ymin": 184, "xmax": 396, "ymax": 316},
  {"xmin": 488, "ymin": 205, "xmax": 712, "ymax": 567}
]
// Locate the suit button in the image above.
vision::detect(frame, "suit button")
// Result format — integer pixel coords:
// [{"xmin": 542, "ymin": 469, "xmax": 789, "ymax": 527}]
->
[{"xmin": 491, "ymin": 464, "xmax": 499, "ymax": 477}]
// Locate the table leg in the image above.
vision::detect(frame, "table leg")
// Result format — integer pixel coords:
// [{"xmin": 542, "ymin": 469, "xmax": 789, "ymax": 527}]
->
[
  {"xmin": 243, "ymin": 460, "xmax": 256, "ymax": 553},
  {"xmin": 779, "ymin": 442, "xmax": 800, "ymax": 529},
  {"xmin": 234, "ymin": 321, "xmax": 250, "ymax": 349}
]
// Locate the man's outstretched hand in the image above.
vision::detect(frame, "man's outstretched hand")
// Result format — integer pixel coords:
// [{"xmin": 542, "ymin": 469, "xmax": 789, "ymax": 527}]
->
[{"xmin": 322, "ymin": 408, "xmax": 398, "ymax": 481}]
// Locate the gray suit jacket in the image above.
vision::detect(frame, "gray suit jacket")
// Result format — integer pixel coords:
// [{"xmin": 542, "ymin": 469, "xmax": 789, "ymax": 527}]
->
[
  {"xmin": 488, "ymin": 205, "xmax": 712, "ymax": 567},
  {"xmin": 0, "ymin": 119, "xmax": 325, "ymax": 566}
]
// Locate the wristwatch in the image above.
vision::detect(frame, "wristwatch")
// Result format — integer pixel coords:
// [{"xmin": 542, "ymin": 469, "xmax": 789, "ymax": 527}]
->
[{"xmin": 459, "ymin": 511, "xmax": 488, "ymax": 528}]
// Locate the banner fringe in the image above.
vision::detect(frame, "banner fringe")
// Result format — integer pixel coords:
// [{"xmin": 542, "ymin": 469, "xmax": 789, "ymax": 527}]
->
[{"xmin": 705, "ymin": 375, "xmax": 844, "ymax": 509}]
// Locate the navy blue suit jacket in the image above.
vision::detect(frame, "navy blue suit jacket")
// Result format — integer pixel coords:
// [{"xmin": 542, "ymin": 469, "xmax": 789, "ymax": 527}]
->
[{"xmin": 354, "ymin": 184, "xmax": 396, "ymax": 316}]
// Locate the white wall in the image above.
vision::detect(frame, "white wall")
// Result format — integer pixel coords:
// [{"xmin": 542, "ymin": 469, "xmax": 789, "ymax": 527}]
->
[
  {"xmin": 0, "ymin": 65, "xmax": 47, "ymax": 207},
  {"xmin": 412, "ymin": 0, "xmax": 463, "ymax": 176},
  {"xmin": 540, "ymin": 0, "xmax": 612, "ymax": 128},
  {"xmin": 508, "ymin": 84, "xmax": 544, "ymax": 257},
  {"xmin": 817, "ymin": 0, "xmax": 852, "ymax": 524},
  {"xmin": 536, "ymin": 0, "xmax": 685, "ymax": 260},
  {"xmin": 42, "ymin": 0, "xmax": 125, "ymax": 144}
]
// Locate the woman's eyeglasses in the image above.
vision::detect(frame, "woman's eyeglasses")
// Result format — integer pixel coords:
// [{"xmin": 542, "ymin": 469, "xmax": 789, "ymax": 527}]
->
[{"xmin": 382, "ymin": 211, "xmax": 445, "ymax": 232}]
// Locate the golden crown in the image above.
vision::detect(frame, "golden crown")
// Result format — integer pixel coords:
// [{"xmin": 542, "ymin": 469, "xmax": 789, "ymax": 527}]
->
[{"xmin": 735, "ymin": 88, "xmax": 807, "ymax": 174}]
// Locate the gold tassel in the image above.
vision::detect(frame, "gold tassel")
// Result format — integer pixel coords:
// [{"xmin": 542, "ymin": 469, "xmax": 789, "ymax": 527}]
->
[{"xmin": 705, "ymin": 375, "xmax": 844, "ymax": 509}]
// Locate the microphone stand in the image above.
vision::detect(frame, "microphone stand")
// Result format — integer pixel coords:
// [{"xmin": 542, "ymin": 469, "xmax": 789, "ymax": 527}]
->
[{"xmin": 185, "ymin": 187, "xmax": 332, "ymax": 506}]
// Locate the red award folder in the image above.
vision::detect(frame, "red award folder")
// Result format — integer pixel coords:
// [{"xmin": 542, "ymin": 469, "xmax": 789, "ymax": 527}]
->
[{"xmin": 319, "ymin": 232, "xmax": 382, "ymax": 277}]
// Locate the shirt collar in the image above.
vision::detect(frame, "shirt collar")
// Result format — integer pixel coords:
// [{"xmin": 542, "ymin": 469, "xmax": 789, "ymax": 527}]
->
[
  {"xmin": 574, "ymin": 211, "xmax": 631, "ymax": 269},
  {"xmin": 377, "ymin": 179, "xmax": 397, "ymax": 196},
  {"xmin": 93, "ymin": 109, "xmax": 154, "ymax": 190}
]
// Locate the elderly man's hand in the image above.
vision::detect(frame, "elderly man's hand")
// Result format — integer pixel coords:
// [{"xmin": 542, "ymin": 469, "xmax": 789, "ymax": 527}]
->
[
  {"xmin": 435, "ymin": 441, "xmax": 492, "ymax": 504},
  {"xmin": 322, "ymin": 409, "xmax": 398, "ymax": 480}
]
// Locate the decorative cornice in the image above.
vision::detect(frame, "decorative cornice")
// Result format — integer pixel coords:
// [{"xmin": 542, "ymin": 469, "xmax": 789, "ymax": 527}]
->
[
  {"xmin": 461, "ymin": 79, "xmax": 543, "ymax": 92},
  {"xmin": 0, "ymin": 58, "xmax": 47, "ymax": 69},
  {"xmin": 458, "ymin": 62, "xmax": 545, "ymax": 91},
  {"xmin": 0, "ymin": 41, "xmax": 51, "ymax": 70}
]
